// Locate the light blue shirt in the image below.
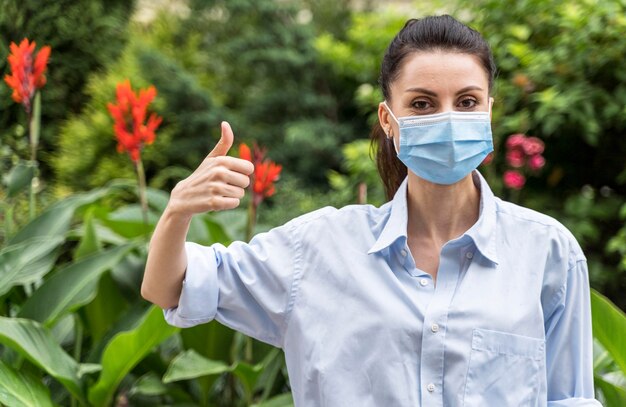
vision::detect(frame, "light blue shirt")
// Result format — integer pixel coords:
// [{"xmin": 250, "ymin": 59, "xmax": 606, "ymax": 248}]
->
[{"xmin": 164, "ymin": 171, "xmax": 601, "ymax": 407}]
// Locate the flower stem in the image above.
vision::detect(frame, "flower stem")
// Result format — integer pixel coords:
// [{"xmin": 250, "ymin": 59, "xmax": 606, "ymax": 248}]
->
[
  {"xmin": 246, "ymin": 200, "xmax": 257, "ymax": 242},
  {"xmin": 135, "ymin": 158, "xmax": 149, "ymax": 238},
  {"xmin": 244, "ymin": 200, "xmax": 258, "ymax": 364},
  {"xmin": 27, "ymin": 92, "xmax": 41, "ymax": 220}
]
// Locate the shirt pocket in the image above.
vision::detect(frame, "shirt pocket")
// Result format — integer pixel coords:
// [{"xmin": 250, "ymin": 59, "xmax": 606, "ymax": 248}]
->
[{"xmin": 463, "ymin": 328, "xmax": 545, "ymax": 407}]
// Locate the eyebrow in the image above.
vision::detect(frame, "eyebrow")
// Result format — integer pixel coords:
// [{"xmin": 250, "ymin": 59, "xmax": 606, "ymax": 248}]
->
[{"xmin": 404, "ymin": 86, "xmax": 484, "ymax": 96}]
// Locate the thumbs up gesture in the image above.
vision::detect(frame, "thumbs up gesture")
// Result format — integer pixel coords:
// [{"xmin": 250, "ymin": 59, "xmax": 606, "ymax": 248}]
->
[{"xmin": 167, "ymin": 122, "xmax": 255, "ymax": 218}]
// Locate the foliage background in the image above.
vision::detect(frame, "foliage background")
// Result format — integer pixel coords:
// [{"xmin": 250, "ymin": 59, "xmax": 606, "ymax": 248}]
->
[{"xmin": 1, "ymin": 0, "xmax": 626, "ymax": 405}]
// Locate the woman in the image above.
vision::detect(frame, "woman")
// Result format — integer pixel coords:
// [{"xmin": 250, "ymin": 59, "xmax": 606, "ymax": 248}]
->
[{"xmin": 142, "ymin": 15, "xmax": 600, "ymax": 406}]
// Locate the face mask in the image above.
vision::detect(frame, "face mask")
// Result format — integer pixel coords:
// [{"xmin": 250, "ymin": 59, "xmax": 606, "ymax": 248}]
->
[{"xmin": 384, "ymin": 102, "xmax": 494, "ymax": 185}]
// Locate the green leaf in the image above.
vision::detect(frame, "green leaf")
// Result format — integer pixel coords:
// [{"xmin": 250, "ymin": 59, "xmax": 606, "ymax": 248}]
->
[
  {"xmin": 0, "ymin": 236, "xmax": 64, "ymax": 296},
  {"xmin": 9, "ymin": 187, "xmax": 110, "ymax": 245},
  {"xmin": 232, "ymin": 361, "xmax": 263, "ymax": 399},
  {"xmin": 129, "ymin": 372, "xmax": 168, "ymax": 397},
  {"xmin": 5, "ymin": 161, "xmax": 36, "ymax": 198},
  {"xmin": 18, "ymin": 244, "xmax": 135, "ymax": 326},
  {"xmin": 595, "ymin": 374, "xmax": 626, "ymax": 406},
  {"xmin": 162, "ymin": 349, "xmax": 231, "ymax": 383},
  {"xmin": 0, "ymin": 359, "xmax": 54, "ymax": 407},
  {"xmin": 101, "ymin": 205, "xmax": 158, "ymax": 238},
  {"xmin": 88, "ymin": 305, "xmax": 178, "ymax": 407},
  {"xmin": 591, "ymin": 289, "xmax": 626, "ymax": 375},
  {"xmin": 0, "ymin": 317, "xmax": 83, "ymax": 400},
  {"xmin": 251, "ymin": 393, "xmax": 294, "ymax": 407},
  {"xmin": 74, "ymin": 209, "xmax": 102, "ymax": 260},
  {"xmin": 83, "ymin": 273, "xmax": 129, "ymax": 343}
]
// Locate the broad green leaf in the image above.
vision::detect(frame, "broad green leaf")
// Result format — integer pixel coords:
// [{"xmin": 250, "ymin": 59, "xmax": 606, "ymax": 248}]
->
[
  {"xmin": 88, "ymin": 306, "xmax": 178, "ymax": 407},
  {"xmin": 0, "ymin": 317, "xmax": 82, "ymax": 400},
  {"xmin": 0, "ymin": 236, "xmax": 64, "ymax": 296},
  {"xmin": 5, "ymin": 160, "xmax": 36, "ymax": 198},
  {"xmin": 83, "ymin": 273, "xmax": 129, "ymax": 343},
  {"xmin": 595, "ymin": 374, "xmax": 626, "ymax": 406},
  {"xmin": 146, "ymin": 187, "xmax": 170, "ymax": 212},
  {"xmin": 591, "ymin": 289, "xmax": 626, "ymax": 375},
  {"xmin": 0, "ymin": 359, "xmax": 54, "ymax": 407},
  {"xmin": 74, "ymin": 209, "xmax": 102, "ymax": 260},
  {"xmin": 86, "ymin": 302, "xmax": 150, "ymax": 364},
  {"xmin": 251, "ymin": 392, "xmax": 294, "ymax": 407},
  {"xmin": 180, "ymin": 321, "xmax": 235, "ymax": 364},
  {"xmin": 162, "ymin": 349, "xmax": 231, "ymax": 383},
  {"xmin": 18, "ymin": 244, "xmax": 135, "ymax": 326},
  {"xmin": 100, "ymin": 204, "xmax": 158, "ymax": 238},
  {"xmin": 129, "ymin": 373, "xmax": 168, "ymax": 397},
  {"xmin": 232, "ymin": 361, "xmax": 263, "ymax": 399},
  {"xmin": 257, "ymin": 348, "xmax": 285, "ymax": 401},
  {"xmin": 9, "ymin": 187, "xmax": 110, "ymax": 245}
]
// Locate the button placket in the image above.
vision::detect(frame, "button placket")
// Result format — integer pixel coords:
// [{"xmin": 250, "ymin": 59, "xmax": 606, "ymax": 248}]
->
[{"xmin": 419, "ymin": 245, "xmax": 462, "ymax": 406}]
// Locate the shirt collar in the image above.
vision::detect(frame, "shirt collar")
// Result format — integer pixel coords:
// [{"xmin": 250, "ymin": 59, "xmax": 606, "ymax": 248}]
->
[{"xmin": 367, "ymin": 171, "xmax": 499, "ymax": 265}]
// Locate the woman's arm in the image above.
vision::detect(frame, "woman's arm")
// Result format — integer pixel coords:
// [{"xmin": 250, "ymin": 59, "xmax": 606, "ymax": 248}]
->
[
  {"xmin": 141, "ymin": 121, "xmax": 254, "ymax": 309},
  {"xmin": 544, "ymin": 258, "xmax": 602, "ymax": 406}
]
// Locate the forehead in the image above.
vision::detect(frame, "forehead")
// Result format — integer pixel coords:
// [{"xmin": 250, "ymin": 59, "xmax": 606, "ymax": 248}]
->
[{"xmin": 392, "ymin": 51, "xmax": 489, "ymax": 94}]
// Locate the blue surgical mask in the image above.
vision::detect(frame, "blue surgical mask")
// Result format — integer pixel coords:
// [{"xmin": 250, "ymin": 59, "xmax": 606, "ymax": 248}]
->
[{"xmin": 384, "ymin": 102, "xmax": 494, "ymax": 185}]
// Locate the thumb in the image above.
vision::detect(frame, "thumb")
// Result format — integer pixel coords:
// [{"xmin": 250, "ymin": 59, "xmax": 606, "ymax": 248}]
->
[{"xmin": 208, "ymin": 121, "xmax": 234, "ymax": 157}]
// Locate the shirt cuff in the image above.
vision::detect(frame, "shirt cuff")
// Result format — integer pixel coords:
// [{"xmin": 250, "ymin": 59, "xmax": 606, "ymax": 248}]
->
[{"xmin": 163, "ymin": 242, "xmax": 219, "ymax": 328}]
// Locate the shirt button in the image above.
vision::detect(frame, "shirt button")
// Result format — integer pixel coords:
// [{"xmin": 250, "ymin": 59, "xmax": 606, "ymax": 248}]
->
[
  {"xmin": 400, "ymin": 249, "xmax": 408, "ymax": 257},
  {"xmin": 466, "ymin": 252, "xmax": 474, "ymax": 259},
  {"xmin": 427, "ymin": 383, "xmax": 436, "ymax": 392},
  {"xmin": 419, "ymin": 278, "xmax": 429, "ymax": 286},
  {"xmin": 431, "ymin": 323, "xmax": 440, "ymax": 333}
]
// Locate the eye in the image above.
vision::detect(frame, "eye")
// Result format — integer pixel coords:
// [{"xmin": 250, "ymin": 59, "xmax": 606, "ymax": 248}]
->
[
  {"xmin": 411, "ymin": 99, "xmax": 433, "ymax": 111},
  {"xmin": 458, "ymin": 97, "xmax": 478, "ymax": 110}
]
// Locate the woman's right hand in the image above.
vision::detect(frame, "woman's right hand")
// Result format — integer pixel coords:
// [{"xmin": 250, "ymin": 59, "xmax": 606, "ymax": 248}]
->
[{"xmin": 166, "ymin": 121, "xmax": 255, "ymax": 219}]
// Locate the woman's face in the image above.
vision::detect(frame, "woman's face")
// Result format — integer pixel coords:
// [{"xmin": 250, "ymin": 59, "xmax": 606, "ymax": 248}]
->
[{"xmin": 378, "ymin": 51, "xmax": 492, "ymax": 143}]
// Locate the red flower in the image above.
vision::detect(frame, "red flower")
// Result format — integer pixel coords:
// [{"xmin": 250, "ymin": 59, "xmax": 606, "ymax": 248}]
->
[
  {"xmin": 239, "ymin": 142, "xmax": 282, "ymax": 206},
  {"xmin": 503, "ymin": 170, "xmax": 526, "ymax": 190},
  {"xmin": 527, "ymin": 154, "xmax": 546, "ymax": 171},
  {"xmin": 4, "ymin": 38, "xmax": 51, "ymax": 113},
  {"xmin": 107, "ymin": 80, "xmax": 162, "ymax": 163}
]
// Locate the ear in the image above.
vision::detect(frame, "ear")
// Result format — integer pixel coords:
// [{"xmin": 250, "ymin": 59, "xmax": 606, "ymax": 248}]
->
[
  {"xmin": 378, "ymin": 102, "xmax": 391, "ymax": 136},
  {"xmin": 488, "ymin": 97, "xmax": 495, "ymax": 119}
]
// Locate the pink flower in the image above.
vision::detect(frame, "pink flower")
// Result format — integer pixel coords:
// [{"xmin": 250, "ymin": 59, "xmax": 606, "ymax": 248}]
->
[
  {"xmin": 506, "ymin": 134, "xmax": 526, "ymax": 149},
  {"xmin": 527, "ymin": 154, "xmax": 545, "ymax": 171},
  {"xmin": 522, "ymin": 137, "xmax": 544, "ymax": 155},
  {"xmin": 506, "ymin": 149, "xmax": 525, "ymax": 168},
  {"xmin": 503, "ymin": 170, "xmax": 526, "ymax": 190}
]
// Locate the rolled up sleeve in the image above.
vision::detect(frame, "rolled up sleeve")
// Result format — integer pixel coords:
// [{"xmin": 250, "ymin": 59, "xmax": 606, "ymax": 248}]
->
[
  {"xmin": 164, "ymin": 221, "xmax": 298, "ymax": 348},
  {"xmin": 545, "ymin": 259, "xmax": 602, "ymax": 406},
  {"xmin": 164, "ymin": 242, "xmax": 220, "ymax": 328}
]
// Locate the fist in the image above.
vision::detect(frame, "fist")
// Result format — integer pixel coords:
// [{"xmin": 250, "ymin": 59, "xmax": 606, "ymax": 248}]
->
[{"xmin": 167, "ymin": 121, "xmax": 254, "ymax": 217}]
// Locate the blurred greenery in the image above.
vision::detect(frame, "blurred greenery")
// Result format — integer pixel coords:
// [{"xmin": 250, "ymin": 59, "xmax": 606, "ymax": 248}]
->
[{"xmin": 2, "ymin": 0, "xmax": 626, "ymax": 405}]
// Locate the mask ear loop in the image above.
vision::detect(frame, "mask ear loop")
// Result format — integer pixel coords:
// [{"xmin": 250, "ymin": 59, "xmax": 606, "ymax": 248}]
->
[{"xmin": 383, "ymin": 101, "xmax": 400, "ymax": 154}]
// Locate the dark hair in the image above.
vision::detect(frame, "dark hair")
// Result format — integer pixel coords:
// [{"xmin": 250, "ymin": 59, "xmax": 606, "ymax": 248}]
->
[{"xmin": 372, "ymin": 15, "xmax": 496, "ymax": 200}]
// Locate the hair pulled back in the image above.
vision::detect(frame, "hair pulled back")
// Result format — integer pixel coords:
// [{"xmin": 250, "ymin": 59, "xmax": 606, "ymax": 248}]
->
[{"xmin": 372, "ymin": 15, "xmax": 496, "ymax": 200}]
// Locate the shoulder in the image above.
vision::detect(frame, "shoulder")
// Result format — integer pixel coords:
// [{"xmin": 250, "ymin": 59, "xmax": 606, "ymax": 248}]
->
[
  {"xmin": 494, "ymin": 197, "xmax": 585, "ymax": 266},
  {"xmin": 285, "ymin": 202, "xmax": 391, "ymax": 239}
]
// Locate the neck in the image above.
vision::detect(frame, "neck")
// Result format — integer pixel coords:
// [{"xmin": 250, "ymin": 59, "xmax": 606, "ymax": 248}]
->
[{"xmin": 406, "ymin": 172, "xmax": 480, "ymax": 245}]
